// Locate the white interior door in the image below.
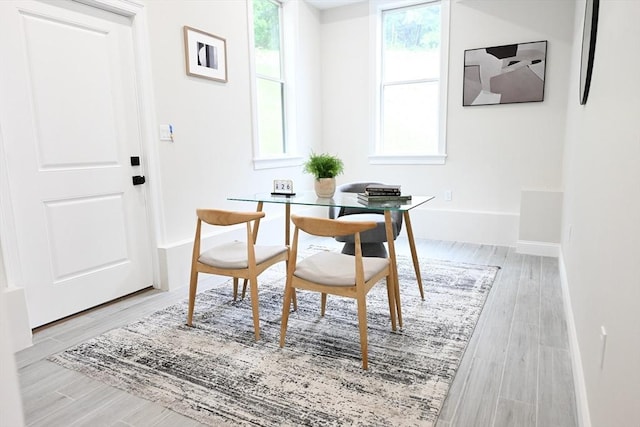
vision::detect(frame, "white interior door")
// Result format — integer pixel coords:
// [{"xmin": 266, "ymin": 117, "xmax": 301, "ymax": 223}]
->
[{"xmin": 0, "ymin": 0, "xmax": 153, "ymax": 327}]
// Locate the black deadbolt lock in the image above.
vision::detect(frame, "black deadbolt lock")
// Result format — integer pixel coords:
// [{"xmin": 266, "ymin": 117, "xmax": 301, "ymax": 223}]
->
[{"xmin": 130, "ymin": 156, "xmax": 140, "ymax": 166}]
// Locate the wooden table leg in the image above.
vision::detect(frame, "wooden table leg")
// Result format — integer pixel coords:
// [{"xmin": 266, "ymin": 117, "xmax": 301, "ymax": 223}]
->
[
  {"xmin": 385, "ymin": 211, "xmax": 402, "ymax": 329},
  {"xmin": 403, "ymin": 211, "xmax": 424, "ymax": 300},
  {"xmin": 285, "ymin": 203, "xmax": 291, "ymax": 246},
  {"xmin": 253, "ymin": 201, "xmax": 264, "ymax": 241}
]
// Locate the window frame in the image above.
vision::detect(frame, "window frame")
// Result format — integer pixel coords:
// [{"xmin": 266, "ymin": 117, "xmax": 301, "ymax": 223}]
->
[
  {"xmin": 248, "ymin": 0, "xmax": 302, "ymax": 170},
  {"xmin": 369, "ymin": 0, "xmax": 450, "ymax": 165}
]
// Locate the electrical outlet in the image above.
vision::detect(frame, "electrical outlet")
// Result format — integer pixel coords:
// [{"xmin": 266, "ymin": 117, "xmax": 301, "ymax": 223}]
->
[{"xmin": 444, "ymin": 190, "xmax": 452, "ymax": 201}]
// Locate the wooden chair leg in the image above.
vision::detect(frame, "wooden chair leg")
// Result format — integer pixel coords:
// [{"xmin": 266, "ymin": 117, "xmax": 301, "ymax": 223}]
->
[
  {"xmin": 249, "ymin": 277, "xmax": 260, "ymax": 340},
  {"xmin": 187, "ymin": 269, "xmax": 198, "ymax": 326},
  {"xmin": 233, "ymin": 277, "xmax": 239, "ymax": 301},
  {"xmin": 320, "ymin": 293, "xmax": 327, "ymax": 317},
  {"xmin": 241, "ymin": 278, "xmax": 248, "ymax": 300},
  {"xmin": 356, "ymin": 295, "xmax": 368, "ymax": 370},
  {"xmin": 284, "ymin": 260, "xmax": 297, "ymax": 311},
  {"xmin": 280, "ymin": 283, "xmax": 294, "ymax": 347}
]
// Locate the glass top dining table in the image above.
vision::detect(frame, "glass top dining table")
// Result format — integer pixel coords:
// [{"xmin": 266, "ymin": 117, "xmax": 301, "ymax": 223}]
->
[
  {"xmin": 228, "ymin": 191, "xmax": 434, "ymax": 212},
  {"xmin": 228, "ymin": 191, "xmax": 435, "ymax": 329}
]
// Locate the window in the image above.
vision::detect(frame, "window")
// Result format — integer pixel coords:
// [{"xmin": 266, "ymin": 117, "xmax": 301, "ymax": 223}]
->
[
  {"xmin": 372, "ymin": 0, "xmax": 449, "ymax": 164},
  {"xmin": 249, "ymin": 0, "xmax": 299, "ymax": 169}
]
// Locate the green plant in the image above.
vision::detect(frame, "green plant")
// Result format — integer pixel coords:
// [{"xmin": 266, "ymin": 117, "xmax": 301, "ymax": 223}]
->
[{"xmin": 303, "ymin": 152, "xmax": 344, "ymax": 180}]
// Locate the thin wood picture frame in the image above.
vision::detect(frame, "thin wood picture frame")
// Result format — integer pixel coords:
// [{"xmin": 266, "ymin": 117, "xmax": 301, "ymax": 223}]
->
[{"xmin": 183, "ymin": 26, "xmax": 228, "ymax": 83}]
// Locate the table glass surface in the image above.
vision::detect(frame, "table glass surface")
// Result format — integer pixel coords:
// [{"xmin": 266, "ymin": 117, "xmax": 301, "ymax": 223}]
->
[{"xmin": 228, "ymin": 191, "xmax": 434, "ymax": 211}]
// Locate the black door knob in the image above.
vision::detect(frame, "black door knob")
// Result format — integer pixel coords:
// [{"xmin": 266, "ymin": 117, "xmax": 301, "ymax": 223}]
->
[{"xmin": 132, "ymin": 175, "xmax": 146, "ymax": 185}]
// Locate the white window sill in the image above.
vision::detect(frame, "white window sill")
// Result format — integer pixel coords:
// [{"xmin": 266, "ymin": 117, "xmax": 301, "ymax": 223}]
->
[
  {"xmin": 368, "ymin": 154, "xmax": 447, "ymax": 165},
  {"xmin": 253, "ymin": 156, "xmax": 304, "ymax": 170}
]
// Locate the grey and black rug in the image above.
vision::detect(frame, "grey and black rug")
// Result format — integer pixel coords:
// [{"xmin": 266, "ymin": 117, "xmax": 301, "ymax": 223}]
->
[{"xmin": 49, "ymin": 249, "xmax": 499, "ymax": 426}]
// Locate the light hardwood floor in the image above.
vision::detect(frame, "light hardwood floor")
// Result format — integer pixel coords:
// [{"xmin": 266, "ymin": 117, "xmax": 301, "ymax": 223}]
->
[{"xmin": 15, "ymin": 237, "xmax": 578, "ymax": 427}]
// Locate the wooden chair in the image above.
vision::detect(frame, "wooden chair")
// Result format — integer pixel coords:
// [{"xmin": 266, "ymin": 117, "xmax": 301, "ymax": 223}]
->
[
  {"xmin": 279, "ymin": 214, "xmax": 397, "ymax": 370},
  {"xmin": 186, "ymin": 209, "xmax": 289, "ymax": 340}
]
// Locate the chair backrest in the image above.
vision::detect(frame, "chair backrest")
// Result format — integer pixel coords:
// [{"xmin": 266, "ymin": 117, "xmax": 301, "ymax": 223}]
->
[
  {"xmin": 291, "ymin": 214, "xmax": 377, "ymax": 238},
  {"xmin": 192, "ymin": 209, "xmax": 266, "ymax": 264},
  {"xmin": 196, "ymin": 209, "xmax": 265, "ymax": 226}
]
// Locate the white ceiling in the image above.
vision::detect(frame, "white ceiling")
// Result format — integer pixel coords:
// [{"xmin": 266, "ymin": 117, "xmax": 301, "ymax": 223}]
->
[{"xmin": 306, "ymin": 0, "xmax": 366, "ymax": 10}]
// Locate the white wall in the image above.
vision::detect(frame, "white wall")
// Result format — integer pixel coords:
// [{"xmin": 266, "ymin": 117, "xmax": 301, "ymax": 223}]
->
[
  {"xmin": 0, "ymin": 243, "xmax": 26, "ymax": 426},
  {"xmin": 320, "ymin": 0, "xmax": 575, "ymax": 246},
  {"xmin": 145, "ymin": 0, "xmax": 322, "ymax": 288},
  {"xmin": 561, "ymin": 1, "xmax": 640, "ymax": 425},
  {"xmin": 0, "ymin": 294, "xmax": 25, "ymax": 427}
]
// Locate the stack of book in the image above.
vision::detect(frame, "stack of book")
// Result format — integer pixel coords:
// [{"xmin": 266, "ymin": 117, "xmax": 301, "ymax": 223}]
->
[{"xmin": 357, "ymin": 184, "xmax": 412, "ymax": 204}]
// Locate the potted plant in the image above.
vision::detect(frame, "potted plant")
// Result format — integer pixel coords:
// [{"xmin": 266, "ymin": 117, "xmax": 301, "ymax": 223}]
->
[{"xmin": 303, "ymin": 152, "xmax": 344, "ymax": 198}]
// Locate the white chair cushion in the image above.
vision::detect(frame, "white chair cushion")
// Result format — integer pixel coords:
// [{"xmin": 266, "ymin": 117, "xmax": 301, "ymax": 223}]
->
[
  {"xmin": 294, "ymin": 251, "xmax": 388, "ymax": 286},
  {"xmin": 199, "ymin": 241, "xmax": 287, "ymax": 269}
]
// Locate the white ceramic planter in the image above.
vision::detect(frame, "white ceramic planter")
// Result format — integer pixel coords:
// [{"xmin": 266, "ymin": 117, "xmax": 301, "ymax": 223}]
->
[{"xmin": 314, "ymin": 178, "xmax": 336, "ymax": 198}]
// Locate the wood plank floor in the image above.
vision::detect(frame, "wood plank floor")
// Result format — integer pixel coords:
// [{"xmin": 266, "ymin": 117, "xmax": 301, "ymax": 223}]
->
[{"xmin": 15, "ymin": 237, "xmax": 578, "ymax": 427}]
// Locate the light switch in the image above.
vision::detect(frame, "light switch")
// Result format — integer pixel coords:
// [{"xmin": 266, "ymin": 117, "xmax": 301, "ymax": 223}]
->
[{"xmin": 159, "ymin": 124, "xmax": 172, "ymax": 141}]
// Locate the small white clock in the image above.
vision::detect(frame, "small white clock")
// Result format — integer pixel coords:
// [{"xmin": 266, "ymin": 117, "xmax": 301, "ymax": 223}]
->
[{"xmin": 272, "ymin": 179, "xmax": 295, "ymax": 196}]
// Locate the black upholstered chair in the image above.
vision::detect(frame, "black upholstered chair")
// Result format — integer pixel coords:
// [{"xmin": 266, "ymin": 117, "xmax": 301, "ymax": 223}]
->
[{"xmin": 329, "ymin": 182, "xmax": 403, "ymax": 258}]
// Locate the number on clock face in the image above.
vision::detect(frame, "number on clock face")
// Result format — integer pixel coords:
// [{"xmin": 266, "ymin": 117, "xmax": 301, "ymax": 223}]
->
[{"xmin": 273, "ymin": 179, "xmax": 294, "ymax": 194}]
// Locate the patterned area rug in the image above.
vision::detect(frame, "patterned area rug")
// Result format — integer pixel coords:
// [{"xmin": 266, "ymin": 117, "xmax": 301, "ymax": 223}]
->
[{"xmin": 49, "ymin": 248, "xmax": 499, "ymax": 426}]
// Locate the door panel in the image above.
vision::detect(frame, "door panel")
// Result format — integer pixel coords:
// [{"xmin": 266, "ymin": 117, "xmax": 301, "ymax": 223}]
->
[
  {"xmin": 23, "ymin": 12, "xmax": 120, "ymax": 167},
  {"xmin": 45, "ymin": 194, "xmax": 129, "ymax": 282},
  {"xmin": 0, "ymin": 0, "xmax": 153, "ymax": 327}
]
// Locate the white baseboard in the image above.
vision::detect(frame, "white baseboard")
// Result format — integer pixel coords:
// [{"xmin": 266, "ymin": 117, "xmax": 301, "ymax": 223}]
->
[
  {"xmin": 558, "ymin": 251, "xmax": 591, "ymax": 427},
  {"xmin": 516, "ymin": 240, "xmax": 560, "ymax": 257},
  {"xmin": 1, "ymin": 286, "xmax": 32, "ymax": 352}
]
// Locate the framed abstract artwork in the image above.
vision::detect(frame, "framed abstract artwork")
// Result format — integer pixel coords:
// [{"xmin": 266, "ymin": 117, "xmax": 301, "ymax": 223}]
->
[
  {"xmin": 463, "ymin": 40, "xmax": 547, "ymax": 106},
  {"xmin": 183, "ymin": 26, "xmax": 228, "ymax": 83}
]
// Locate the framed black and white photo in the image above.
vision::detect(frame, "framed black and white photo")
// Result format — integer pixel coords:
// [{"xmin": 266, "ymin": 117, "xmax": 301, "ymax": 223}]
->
[
  {"xmin": 183, "ymin": 26, "xmax": 227, "ymax": 83},
  {"xmin": 463, "ymin": 40, "xmax": 547, "ymax": 106}
]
